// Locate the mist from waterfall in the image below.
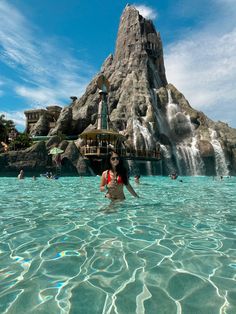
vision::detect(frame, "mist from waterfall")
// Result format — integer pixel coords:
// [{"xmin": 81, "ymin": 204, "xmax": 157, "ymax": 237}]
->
[
  {"xmin": 175, "ymin": 138, "xmax": 205, "ymax": 175},
  {"xmin": 151, "ymin": 88, "xmax": 171, "ymax": 136},
  {"xmin": 146, "ymin": 161, "xmax": 152, "ymax": 175},
  {"xmin": 151, "ymin": 88, "xmax": 177, "ymax": 174},
  {"xmin": 133, "ymin": 88, "xmax": 207, "ymax": 176},
  {"xmin": 166, "ymin": 91, "xmax": 179, "ymax": 131},
  {"xmin": 151, "ymin": 88, "xmax": 205, "ymax": 175},
  {"xmin": 160, "ymin": 144, "xmax": 174, "ymax": 174},
  {"xmin": 132, "ymin": 119, "xmax": 138, "ymax": 151},
  {"xmin": 131, "ymin": 101, "xmax": 162, "ymax": 175},
  {"xmin": 210, "ymin": 129, "xmax": 229, "ymax": 176},
  {"xmin": 167, "ymin": 90, "xmax": 206, "ymax": 175},
  {"xmin": 132, "ymin": 118, "xmax": 153, "ymax": 150}
]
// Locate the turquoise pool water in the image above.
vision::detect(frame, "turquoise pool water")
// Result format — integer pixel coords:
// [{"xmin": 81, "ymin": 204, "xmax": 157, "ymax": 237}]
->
[{"xmin": 0, "ymin": 176, "xmax": 235, "ymax": 314}]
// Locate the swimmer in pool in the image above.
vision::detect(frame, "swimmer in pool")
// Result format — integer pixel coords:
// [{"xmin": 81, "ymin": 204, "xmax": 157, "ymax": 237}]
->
[
  {"xmin": 17, "ymin": 169, "xmax": 24, "ymax": 179},
  {"xmin": 134, "ymin": 174, "xmax": 140, "ymax": 184},
  {"xmin": 100, "ymin": 150, "xmax": 139, "ymax": 201}
]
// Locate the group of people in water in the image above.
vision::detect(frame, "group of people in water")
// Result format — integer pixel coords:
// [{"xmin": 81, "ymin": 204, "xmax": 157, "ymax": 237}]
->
[
  {"xmin": 41, "ymin": 172, "xmax": 59, "ymax": 179},
  {"xmin": 17, "ymin": 150, "xmax": 140, "ymax": 202},
  {"xmin": 16, "ymin": 149, "xmax": 187, "ymax": 204},
  {"xmin": 17, "ymin": 169, "xmax": 36, "ymax": 180},
  {"xmin": 17, "ymin": 169, "xmax": 57, "ymax": 180},
  {"xmin": 17, "ymin": 149, "xmax": 179, "ymax": 202},
  {"xmin": 17, "ymin": 149, "xmax": 229, "ymax": 205}
]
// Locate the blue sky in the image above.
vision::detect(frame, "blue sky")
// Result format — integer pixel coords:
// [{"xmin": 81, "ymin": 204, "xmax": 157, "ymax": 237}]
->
[{"xmin": 0, "ymin": 0, "xmax": 236, "ymax": 130}]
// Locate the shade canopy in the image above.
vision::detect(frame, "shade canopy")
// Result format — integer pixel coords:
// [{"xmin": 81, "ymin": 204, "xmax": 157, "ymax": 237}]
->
[
  {"xmin": 49, "ymin": 147, "xmax": 64, "ymax": 155},
  {"xmin": 79, "ymin": 129, "xmax": 126, "ymax": 141}
]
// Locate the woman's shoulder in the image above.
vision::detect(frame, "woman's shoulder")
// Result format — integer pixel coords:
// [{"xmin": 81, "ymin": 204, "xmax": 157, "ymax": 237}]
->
[{"xmin": 102, "ymin": 170, "xmax": 108, "ymax": 177}]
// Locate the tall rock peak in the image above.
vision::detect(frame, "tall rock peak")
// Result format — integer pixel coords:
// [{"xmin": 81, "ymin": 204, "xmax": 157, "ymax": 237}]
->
[{"xmin": 114, "ymin": 5, "xmax": 167, "ymax": 86}]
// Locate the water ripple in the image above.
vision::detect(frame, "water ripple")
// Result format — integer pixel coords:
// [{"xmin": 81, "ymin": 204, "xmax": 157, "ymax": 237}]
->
[{"xmin": 0, "ymin": 176, "xmax": 235, "ymax": 313}]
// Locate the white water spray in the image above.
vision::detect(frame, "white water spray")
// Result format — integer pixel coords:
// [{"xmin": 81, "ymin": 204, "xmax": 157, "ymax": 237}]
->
[
  {"xmin": 132, "ymin": 118, "xmax": 153, "ymax": 150},
  {"xmin": 210, "ymin": 129, "xmax": 229, "ymax": 176},
  {"xmin": 165, "ymin": 89, "xmax": 204, "ymax": 175}
]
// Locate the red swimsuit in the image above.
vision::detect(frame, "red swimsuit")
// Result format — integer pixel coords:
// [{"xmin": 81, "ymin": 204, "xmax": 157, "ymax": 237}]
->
[{"xmin": 106, "ymin": 170, "xmax": 123, "ymax": 184}]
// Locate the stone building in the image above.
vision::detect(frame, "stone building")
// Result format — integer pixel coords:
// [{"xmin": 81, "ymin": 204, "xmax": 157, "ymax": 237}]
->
[{"xmin": 24, "ymin": 106, "xmax": 62, "ymax": 134}]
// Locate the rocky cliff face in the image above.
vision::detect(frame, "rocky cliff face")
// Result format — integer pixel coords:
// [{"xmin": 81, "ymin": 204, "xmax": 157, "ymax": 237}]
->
[{"xmin": 30, "ymin": 5, "xmax": 236, "ymax": 175}]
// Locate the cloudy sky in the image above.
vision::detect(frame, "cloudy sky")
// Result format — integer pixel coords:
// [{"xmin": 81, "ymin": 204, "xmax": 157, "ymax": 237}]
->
[{"xmin": 0, "ymin": 0, "xmax": 236, "ymax": 130}]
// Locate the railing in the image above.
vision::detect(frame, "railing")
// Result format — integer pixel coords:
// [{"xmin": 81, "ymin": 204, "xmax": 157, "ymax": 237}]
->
[
  {"xmin": 31, "ymin": 135, "xmax": 78, "ymax": 141},
  {"xmin": 80, "ymin": 145, "xmax": 161, "ymax": 160},
  {"xmin": 80, "ymin": 145, "xmax": 111, "ymax": 156}
]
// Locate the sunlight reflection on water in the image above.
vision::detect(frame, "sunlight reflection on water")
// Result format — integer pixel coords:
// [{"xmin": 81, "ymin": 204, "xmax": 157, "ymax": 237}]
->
[{"xmin": 0, "ymin": 176, "xmax": 235, "ymax": 313}]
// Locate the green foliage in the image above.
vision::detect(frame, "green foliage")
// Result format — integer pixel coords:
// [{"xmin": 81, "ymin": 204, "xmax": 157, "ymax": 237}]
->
[
  {"xmin": 9, "ymin": 133, "xmax": 32, "ymax": 150},
  {"xmin": 0, "ymin": 114, "xmax": 15, "ymax": 142},
  {"xmin": 0, "ymin": 115, "xmax": 33, "ymax": 151}
]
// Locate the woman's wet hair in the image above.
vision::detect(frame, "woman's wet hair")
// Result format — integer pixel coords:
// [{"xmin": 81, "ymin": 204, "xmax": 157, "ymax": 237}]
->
[{"xmin": 104, "ymin": 149, "xmax": 128, "ymax": 185}]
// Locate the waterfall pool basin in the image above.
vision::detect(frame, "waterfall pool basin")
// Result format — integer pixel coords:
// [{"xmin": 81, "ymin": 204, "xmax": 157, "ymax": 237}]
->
[{"xmin": 0, "ymin": 176, "xmax": 235, "ymax": 314}]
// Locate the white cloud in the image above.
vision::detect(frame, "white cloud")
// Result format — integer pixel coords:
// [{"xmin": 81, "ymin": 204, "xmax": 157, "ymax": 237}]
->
[
  {"xmin": 0, "ymin": 1, "xmax": 94, "ymax": 111},
  {"xmin": 216, "ymin": 0, "xmax": 235, "ymax": 4},
  {"xmin": 165, "ymin": 27, "xmax": 236, "ymax": 127},
  {"xmin": 15, "ymin": 80, "xmax": 88, "ymax": 106},
  {"xmin": 0, "ymin": 110, "xmax": 26, "ymax": 130},
  {"xmin": 134, "ymin": 4, "xmax": 158, "ymax": 20},
  {"xmin": 15, "ymin": 86, "xmax": 60, "ymax": 105}
]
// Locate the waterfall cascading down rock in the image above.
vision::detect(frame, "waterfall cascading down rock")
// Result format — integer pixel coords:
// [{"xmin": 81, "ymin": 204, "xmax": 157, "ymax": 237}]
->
[
  {"xmin": 151, "ymin": 89, "xmax": 205, "ymax": 175},
  {"xmin": 209, "ymin": 129, "xmax": 229, "ymax": 176},
  {"xmin": 165, "ymin": 90, "xmax": 205, "ymax": 175}
]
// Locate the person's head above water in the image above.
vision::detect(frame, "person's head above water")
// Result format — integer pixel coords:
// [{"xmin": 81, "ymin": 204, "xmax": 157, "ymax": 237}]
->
[
  {"xmin": 104, "ymin": 150, "xmax": 128, "ymax": 185},
  {"xmin": 105, "ymin": 150, "xmax": 119, "ymax": 167},
  {"xmin": 134, "ymin": 174, "xmax": 140, "ymax": 183}
]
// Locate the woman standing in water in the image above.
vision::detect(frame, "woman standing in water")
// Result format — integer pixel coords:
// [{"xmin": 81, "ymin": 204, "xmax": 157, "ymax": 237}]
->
[{"xmin": 100, "ymin": 150, "xmax": 139, "ymax": 201}]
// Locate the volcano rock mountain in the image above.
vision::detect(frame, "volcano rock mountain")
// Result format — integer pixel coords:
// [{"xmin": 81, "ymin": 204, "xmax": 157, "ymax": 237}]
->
[{"xmin": 7, "ymin": 5, "xmax": 236, "ymax": 176}]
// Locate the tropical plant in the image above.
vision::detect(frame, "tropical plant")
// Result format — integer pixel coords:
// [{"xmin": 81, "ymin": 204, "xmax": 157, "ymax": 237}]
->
[
  {"xmin": 0, "ymin": 114, "xmax": 15, "ymax": 142},
  {"xmin": 9, "ymin": 133, "xmax": 32, "ymax": 150}
]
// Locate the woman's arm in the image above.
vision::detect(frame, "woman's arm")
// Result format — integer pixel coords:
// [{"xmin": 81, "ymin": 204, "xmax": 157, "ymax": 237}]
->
[
  {"xmin": 100, "ymin": 171, "xmax": 107, "ymax": 192},
  {"xmin": 125, "ymin": 182, "xmax": 139, "ymax": 197}
]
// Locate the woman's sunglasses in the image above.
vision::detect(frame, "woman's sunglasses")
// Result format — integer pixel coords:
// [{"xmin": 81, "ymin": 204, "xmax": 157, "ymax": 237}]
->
[{"xmin": 110, "ymin": 157, "xmax": 120, "ymax": 161}]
